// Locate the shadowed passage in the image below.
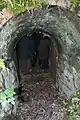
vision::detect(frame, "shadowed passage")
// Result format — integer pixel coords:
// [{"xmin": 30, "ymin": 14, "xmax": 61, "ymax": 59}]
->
[{"xmin": 16, "ymin": 31, "xmax": 51, "ymax": 75}]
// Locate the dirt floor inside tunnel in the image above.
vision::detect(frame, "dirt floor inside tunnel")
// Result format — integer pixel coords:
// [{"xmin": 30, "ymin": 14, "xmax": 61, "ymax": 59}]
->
[
  {"xmin": 16, "ymin": 67, "xmax": 65, "ymax": 120},
  {"xmin": 16, "ymin": 71, "xmax": 64, "ymax": 120},
  {"xmin": 15, "ymin": 31, "xmax": 64, "ymax": 120}
]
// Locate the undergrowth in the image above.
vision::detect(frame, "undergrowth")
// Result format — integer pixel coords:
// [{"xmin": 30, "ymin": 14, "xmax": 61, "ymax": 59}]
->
[{"xmin": 63, "ymin": 90, "xmax": 80, "ymax": 120}]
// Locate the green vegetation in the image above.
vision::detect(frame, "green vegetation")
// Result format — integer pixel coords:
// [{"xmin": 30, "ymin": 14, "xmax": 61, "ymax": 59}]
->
[
  {"xmin": 0, "ymin": 60, "xmax": 15, "ymax": 107},
  {"xmin": 0, "ymin": 88, "xmax": 16, "ymax": 107},
  {"xmin": 63, "ymin": 90, "xmax": 80, "ymax": 120},
  {"xmin": 0, "ymin": 0, "xmax": 80, "ymax": 15},
  {"xmin": 70, "ymin": 0, "xmax": 80, "ymax": 13},
  {"xmin": 0, "ymin": 0, "xmax": 47, "ymax": 15},
  {"xmin": 70, "ymin": 0, "xmax": 79, "ymax": 8}
]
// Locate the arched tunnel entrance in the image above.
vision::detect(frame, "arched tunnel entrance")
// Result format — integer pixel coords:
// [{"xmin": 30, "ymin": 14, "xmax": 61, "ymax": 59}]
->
[
  {"xmin": 13, "ymin": 29, "xmax": 62, "ymax": 119},
  {"xmin": 15, "ymin": 30, "xmax": 57, "ymax": 82},
  {"xmin": 1, "ymin": 5, "xmax": 80, "ymax": 120}
]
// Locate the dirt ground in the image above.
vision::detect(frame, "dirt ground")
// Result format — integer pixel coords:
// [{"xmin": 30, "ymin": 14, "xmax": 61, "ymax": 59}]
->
[{"xmin": 16, "ymin": 70, "xmax": 65, "ymax": 120}]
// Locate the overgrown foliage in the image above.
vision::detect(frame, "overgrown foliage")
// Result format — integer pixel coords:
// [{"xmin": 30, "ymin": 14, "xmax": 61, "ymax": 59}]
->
[
  {"xmin": 69, "ymin": 0, "xmax": 80, "ymax": 13},
  {"xmin": 0, "ymin": 0, "xmax": 47, "ymax": 15},
  {"xmin": 0, "ymin": 59, "xmax": 15, "ymax": 108},
  {"xmin": 0, "ymin": 88, "xmax": 16, "ymax": 107},
  {"xmin": 0, "ymin": 0, "xmax": 80, "ymax": 15},
  {"xmin": 70, "ymin": 0, "xmax": 79, "ymax": 8},
  {"xmin": 63, "ymin": 90, "xmax": 80, "ymax": 120}
]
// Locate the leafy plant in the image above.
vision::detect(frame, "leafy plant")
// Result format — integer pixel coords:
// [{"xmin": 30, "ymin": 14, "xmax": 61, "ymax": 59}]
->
[
  {"xmin": 70, "ymin": 0, "xmax": 79, "ymax": 8},
  {"xmin": 0, "ymin": 88, "xmax": 16, "ymax": 107},
  {"xmin": 63, "ymin": 90, "xmax": 80, "ymax": 120},
  {"xmin": 0, "ymin": 0, "xmax": 47, "ymax": 15},
  {"xmin": 0, "ymin": 59, "xmax": 16, "ymax": 108}
]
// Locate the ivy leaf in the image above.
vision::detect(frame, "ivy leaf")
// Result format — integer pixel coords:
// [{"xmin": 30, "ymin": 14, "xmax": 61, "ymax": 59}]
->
[
  {"xmin": 70, "ymin": 0, "xmax": 79, "ymax": 8},
  {"xmin": 0, "ymin": 92, "xmax": 6, "ymax": 101},
  {"xmin": 4, "ymin": 88, "xmax": 16, "ymax": 98}
]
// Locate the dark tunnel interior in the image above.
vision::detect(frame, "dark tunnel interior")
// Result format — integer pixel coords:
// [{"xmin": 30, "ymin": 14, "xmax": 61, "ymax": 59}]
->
[
  {"xmin": 13, "ymin": 30, "xmax": 57, "ymax": 99},
  {"xmin": 15, "ymin": 31, "xmax": 55, "ymax": 77},
  {"xmin": 13, "ymin": 30, "xmax": 59, "ymax": 99}
]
